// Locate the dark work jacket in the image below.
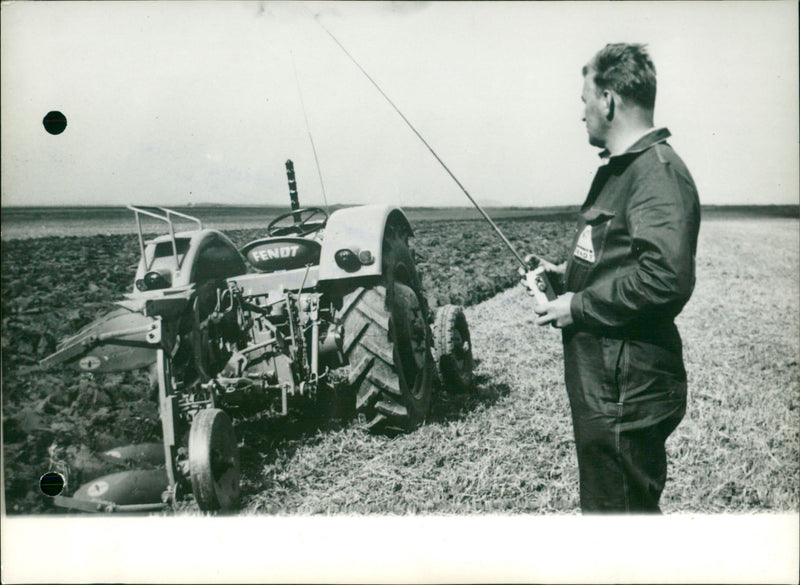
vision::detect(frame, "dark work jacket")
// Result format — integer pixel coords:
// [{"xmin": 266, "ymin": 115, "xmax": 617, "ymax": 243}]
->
[{"xmin": 562, "ymin": 128, "xmax": 700, "ymax": 429}]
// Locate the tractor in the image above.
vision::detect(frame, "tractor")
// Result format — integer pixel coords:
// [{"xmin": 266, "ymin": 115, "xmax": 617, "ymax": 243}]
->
[{"xmin": 42, "ymin": 162, "xmax": 474, "ymax": 512}]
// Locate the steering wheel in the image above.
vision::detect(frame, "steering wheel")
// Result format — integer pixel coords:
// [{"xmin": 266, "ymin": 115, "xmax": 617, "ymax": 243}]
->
[{"xmin": 266, "ymin": 207, "xmax": 329, "ymax": 237}]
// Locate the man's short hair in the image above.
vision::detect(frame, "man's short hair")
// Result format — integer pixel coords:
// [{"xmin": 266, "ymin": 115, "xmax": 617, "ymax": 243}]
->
[{"xmin": 582, "ymin": 43, "xmax": 657, "ymax": 110}]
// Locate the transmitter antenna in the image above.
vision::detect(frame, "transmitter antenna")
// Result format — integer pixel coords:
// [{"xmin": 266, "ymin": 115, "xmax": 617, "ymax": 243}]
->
[{"xmin": 308, "ymin": 10, "xmax": 531, "ymax": 270}]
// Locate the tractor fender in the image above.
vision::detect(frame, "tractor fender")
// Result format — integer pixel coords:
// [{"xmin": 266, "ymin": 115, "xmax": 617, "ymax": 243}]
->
[
  {"xmin": 318, "ymin": 204, "xmax": 413, "ymax": 281},
  {"xmin": 133, "ymin": 229, "xmax": 246, "ymax": 290}
]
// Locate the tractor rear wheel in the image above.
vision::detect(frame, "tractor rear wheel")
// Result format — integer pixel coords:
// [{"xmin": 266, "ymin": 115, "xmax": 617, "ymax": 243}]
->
[{"xmin": 339, "ymin": 227, "xmax": 434, "ymax": 433}]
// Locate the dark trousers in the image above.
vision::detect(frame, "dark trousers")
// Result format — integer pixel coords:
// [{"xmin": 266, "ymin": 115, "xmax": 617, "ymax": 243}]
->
[{"xmin": 563, "ymin": 329, "xmax": 687, "ymax": 513}]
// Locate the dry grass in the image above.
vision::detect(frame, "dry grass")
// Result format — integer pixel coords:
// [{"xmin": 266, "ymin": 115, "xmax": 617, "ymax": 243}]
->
[
  {"xmin": 663, "ymin": 218, "xmax": 799, "ymax": 512},
  {"xmin": 237, "ymin": 216, "xmax": 798, "ymax": 515}
]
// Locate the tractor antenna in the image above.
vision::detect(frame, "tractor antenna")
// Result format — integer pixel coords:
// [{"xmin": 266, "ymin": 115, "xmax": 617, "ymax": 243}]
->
[
  {"xmin": 308, "ymin": 10, "xmax": 530, "ymax": 271},
  {"xmin": 290, "ymin": 49, "xmax": 330, "ymax": 214}
]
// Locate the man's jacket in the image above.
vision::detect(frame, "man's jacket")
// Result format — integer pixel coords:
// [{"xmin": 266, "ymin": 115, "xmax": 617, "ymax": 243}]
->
[
  {"xmin": 562, "ymin": 127, "xmax": 700, "ymax": 431},
  {"xmin": 564, "ymin": 127, "xmax": 701, "ymax": 351}
]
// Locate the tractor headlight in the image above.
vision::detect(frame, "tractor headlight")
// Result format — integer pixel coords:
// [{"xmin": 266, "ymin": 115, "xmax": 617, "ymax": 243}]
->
[
  {"xmin": 136, "ymin": 270, "xmax": 172, "ymax": 291},
  {"xmin": 334, "ymin": 249, "xmax": 361, "ymax": 272}
]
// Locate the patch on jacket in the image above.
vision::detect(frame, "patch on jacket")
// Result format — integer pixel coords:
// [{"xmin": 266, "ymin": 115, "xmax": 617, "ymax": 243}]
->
[{"xmin": 574, "ymin": 225, "xmax": 596, "ymax": 263}]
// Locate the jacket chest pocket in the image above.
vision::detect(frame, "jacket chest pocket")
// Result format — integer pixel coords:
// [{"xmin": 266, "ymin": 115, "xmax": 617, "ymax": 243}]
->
[{"xmin": 565, "ymin": 207, "xmax": 616, "ymax": 291}]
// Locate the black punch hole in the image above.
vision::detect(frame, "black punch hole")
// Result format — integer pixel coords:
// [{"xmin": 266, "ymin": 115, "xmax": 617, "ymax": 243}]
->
[
  {"xmin": 40, "ymin": 471, "xmax": 66, "ymax": 497},
  {"xmin": 43, "ymin": 111, "xmax": 67, "ymax": 135}
]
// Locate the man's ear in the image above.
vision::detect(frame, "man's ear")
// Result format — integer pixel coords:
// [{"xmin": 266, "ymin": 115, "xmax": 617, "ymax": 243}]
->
[{"xmin": 603, "ymin": 90, "xmax": 615, "ymax": 121}]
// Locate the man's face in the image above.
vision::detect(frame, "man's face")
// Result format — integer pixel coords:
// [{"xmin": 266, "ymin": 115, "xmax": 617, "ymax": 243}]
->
[{"xmin": 582, "ymin": 73, "xmax": 609, "ymax": 148}]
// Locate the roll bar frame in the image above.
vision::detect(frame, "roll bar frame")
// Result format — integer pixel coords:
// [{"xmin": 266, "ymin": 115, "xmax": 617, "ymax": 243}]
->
[{"xmin": 127, "ymin": 205, "xmax": 203, "ymax": 274}]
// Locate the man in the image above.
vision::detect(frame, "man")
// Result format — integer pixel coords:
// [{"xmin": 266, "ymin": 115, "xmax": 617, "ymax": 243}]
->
[{"xmin": 531, "ymin": 43, "xmax": 700, "ymax": 513}]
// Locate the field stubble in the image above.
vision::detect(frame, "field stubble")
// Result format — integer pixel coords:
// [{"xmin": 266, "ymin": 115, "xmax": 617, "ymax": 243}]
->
[
  {"xmin": 666, "ymin": 218, "xmax": 799, "ymax": 512},
  {"xmin": 2, "ymin": 216, "xmax": 798, "ymax": 514}
]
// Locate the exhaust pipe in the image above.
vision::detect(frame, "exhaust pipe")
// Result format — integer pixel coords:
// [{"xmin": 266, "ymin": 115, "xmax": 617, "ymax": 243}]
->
[{"xmin": 285, "ymin": 159, "xmax": 301, "ymax": 223}]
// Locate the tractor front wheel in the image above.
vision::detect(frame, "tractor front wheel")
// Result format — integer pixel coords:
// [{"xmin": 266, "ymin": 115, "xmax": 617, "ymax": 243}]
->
[{"xmin": 433, "ymin": 305, "xmax": 474, "ymax": 393}]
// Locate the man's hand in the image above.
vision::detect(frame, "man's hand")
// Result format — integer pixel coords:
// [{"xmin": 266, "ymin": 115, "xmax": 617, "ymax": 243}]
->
[
  {"xmin": 519, "ymin": 255, "xmax": 568, "ymax": 298},
  {"xmin": 534, "ymin": 292, "xmax": 575, "ymax": 328},
  {"xmin": 530, "ymin": 255, "xmax": 567, "ymax": 276}
]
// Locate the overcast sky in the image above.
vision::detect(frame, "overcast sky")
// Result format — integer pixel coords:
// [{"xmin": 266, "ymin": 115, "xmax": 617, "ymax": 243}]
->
[{"xmin": 1, "ymin": 1, "xmax": 798, "ymax": 208}]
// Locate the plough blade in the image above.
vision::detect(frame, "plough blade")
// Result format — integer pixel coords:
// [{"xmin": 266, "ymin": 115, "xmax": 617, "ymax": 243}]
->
[
  {"xmin": 97, "ymin": 442, "xmax": 165, "ymax": 467},
  {"xmin": 55, "ymin": 469, "xmax": 169, "ymax": 513},
  {"xmin": 40, "ymin": 307, "xmax": 158, "ymax": 373}
]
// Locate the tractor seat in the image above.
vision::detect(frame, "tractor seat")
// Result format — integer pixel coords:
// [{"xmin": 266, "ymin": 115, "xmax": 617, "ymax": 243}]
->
[{"xmin": 241, "ymin": 237, "xmax": 322, "ymax": 272}]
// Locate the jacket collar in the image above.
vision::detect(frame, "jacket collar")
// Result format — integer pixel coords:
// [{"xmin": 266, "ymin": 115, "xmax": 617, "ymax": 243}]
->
[{"xmin": 599, "ymin": 127, "xmax": 671, "ymax": 160}]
